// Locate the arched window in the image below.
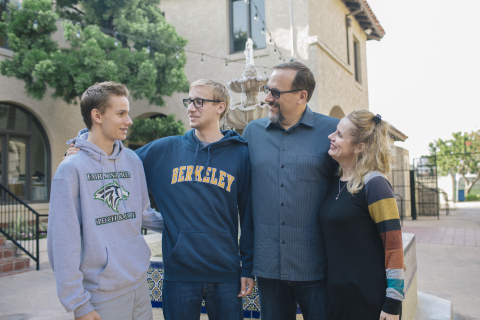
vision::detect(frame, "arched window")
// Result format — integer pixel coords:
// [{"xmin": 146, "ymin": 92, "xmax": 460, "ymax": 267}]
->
[
  {"xmin": 329, "ymin": 106, "xmax": 345, "ymax": 120},
  {"xmin": 0, "ymin": 103, "xmax": 51, "ymax": 202}
]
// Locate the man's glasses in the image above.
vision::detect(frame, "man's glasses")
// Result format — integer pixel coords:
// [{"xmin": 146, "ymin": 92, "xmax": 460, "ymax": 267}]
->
[
  {"xmin": 183, "ymin": 98, "xmax": 221, "ymax": 108},
  {"xmin": 263, "ymin": 85, "xmax": 302, "ymax": 99}
]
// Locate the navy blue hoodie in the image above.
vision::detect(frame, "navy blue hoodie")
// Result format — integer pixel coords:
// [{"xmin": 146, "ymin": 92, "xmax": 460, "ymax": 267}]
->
[{"xmin": 136, "ymin": 129, "xmax": 254, "ymax": 282}]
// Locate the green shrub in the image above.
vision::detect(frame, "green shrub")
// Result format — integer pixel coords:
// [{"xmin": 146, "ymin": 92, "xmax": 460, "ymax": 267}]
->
[{"xmin": 465, "ymin": 194, "xmax": 480, "ymax": 201}]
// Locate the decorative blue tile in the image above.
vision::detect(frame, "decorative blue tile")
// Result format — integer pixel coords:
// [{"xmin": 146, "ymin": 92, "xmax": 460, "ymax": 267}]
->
[{"xmin": 147, "ymin": 260, "xmax": 300, "ymax": 319}]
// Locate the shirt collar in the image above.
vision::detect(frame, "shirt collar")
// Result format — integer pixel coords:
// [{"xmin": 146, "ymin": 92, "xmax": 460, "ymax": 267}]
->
[{"xmin": 265, "ymin": 105, "xmax": 314, "ymax": 130}]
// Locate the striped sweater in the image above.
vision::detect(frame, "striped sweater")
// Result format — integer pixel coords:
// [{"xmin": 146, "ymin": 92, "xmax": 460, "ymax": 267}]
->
[{"xmin": 365, "ymin": 171, "xmax": 405, "ymax": 306}]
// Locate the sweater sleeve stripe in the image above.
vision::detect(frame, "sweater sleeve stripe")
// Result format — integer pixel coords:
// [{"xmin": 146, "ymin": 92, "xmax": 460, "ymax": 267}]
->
[
  {"xmin": 365, "ymin": 172, "xmax": 405, "ymax": 305},
  {"xmin": 368, "ymin": 198, "xmax": 399, "ymax": 223},
  {"xmin": 386, "ymin": 268, "xmax": 403, "ymax": 279},
  {"xmin": 387, "ymin": 286, "xmax": 404, "ymax": 300},
  {"xmin": 376, "ymin": 219, "xmax": 402, "ymax": 233},
  {"xmin": 380, "ymin": 230, "xmax": 403, "ymax": 250},
  {"xmin": 366, "ymin": 180, "xmax": 395, "ymax": 205},
  {"xmin": 385, "ymin": 249, "xmax": 404, "ymax": 269}
]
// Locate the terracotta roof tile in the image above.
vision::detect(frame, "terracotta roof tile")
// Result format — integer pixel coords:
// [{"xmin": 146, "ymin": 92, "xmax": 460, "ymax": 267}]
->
[{"xmin": 362, "ymin": 0, "xmax": 385, "ymax": 36}]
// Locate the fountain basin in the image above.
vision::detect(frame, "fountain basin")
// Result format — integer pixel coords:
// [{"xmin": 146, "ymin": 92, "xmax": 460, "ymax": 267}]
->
[{"xmin": 225, "ymin": 103, "xmax": 269, "ymax": 130}]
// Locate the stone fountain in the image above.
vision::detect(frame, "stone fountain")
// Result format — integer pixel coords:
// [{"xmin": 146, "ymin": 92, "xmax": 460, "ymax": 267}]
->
[{"xmin": 224, "ymin": 38, "xmax": 269, "ymax": 130}]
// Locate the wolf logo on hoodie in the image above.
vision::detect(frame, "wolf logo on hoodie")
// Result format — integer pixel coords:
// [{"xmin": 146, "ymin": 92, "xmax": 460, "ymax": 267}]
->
[{"xmin": 94, "ymin": 181, "xmax": 130, "ymax": 213}]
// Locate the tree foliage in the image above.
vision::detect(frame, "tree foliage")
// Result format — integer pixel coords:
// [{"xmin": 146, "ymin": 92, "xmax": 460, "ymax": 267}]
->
[
  {"xmin": 128, "ymin": 114, "xmax": 185, "ymax": 144},
  {"xmin": 429, "ymin": 130, "xmax": 480, "ymax": 195},
  {"xmin": 0, "ymin": 0, "xmax": 189, "ymax": 105}
]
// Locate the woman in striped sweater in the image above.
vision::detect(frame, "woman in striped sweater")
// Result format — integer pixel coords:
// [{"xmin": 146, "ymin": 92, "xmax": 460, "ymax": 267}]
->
[{"xmin": 319, "ymin": 109, "xmax": 404, "ymax": 320}]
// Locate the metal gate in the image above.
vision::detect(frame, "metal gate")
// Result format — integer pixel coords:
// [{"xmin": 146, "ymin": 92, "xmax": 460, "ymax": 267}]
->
[
  {"xmin": 390, "ymin": 167, "xmax": 411, "ymax": 225},
  {"xmin": 412, "ymin": 156, "xmax": 439, "ymax": 218}
]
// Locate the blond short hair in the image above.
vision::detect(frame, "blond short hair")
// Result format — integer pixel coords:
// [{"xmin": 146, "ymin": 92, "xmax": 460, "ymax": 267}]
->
[{"xmin": 190, "ymin": 79, "xmax": 230, "ymax": 120}]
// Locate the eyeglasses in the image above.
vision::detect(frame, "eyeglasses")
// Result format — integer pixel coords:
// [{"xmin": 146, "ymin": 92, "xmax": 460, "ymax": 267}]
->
[
  {"xmin": 263, "ymin": 85, "xmax": 302, "ymax": 99},
  {"xmin": 183, "ymin": 98, "xmax": 221, "ymax": 108}
]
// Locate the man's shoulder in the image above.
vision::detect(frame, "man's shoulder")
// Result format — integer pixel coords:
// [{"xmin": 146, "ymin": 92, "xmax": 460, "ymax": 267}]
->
[
  {"xmin": 135, "ymin": 135, "xmax": 183, "ymax": 154},
  {"xmin": 309, "ymin": 112, "xmax": 339, "ymax": 132},
  {"xmin": 311, "ymin": 112, "xmax": 340, "ymax": 125},
  {"xmin": 149, "ymin": 135, "xmax": 183, "ymax": 147},
  {"xmin": 245, "ymin": 117, "xmax": 268, "ymax": 131}
]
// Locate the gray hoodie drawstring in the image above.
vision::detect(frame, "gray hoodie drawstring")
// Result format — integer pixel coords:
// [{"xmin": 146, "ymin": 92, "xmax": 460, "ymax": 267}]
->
[
  {"xmin": 100, "ymin": 154, "xmax": 106, "ymax": 206},
  {"xmin": 114, "ymin": 159, "xmax": 128, "ymax": 212}
]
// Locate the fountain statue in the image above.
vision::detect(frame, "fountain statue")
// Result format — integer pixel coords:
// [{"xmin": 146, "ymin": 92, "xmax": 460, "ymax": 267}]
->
[{"xmin": 224, "ymin": 38, "xmax": 269, "ymax": 130}]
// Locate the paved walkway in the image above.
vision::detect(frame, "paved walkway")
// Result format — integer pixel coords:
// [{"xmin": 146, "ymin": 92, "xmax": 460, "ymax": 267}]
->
[
  {"xmin": 1, "ymin": 202, "xmax": 479, "ymax": 320},
  {"xmin": 402, "ymin": 202, "xmax": 480, "ymax": 320},
  {"xmin": 402, "ymin": 226, "xmax": 480, "ymax": 246}
]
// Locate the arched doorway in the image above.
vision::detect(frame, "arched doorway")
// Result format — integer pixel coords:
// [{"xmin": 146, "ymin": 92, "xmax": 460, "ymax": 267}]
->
[
  {"xmin": 0, "ymin": 103, "xmax": 51, "ymax": 202},
  {"xmin": 329, "ymin": 106, "xmax": 345, "ymax": 120}
]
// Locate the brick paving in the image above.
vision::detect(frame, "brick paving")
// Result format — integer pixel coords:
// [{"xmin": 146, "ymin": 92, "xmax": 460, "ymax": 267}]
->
[{"xmin": 403, "ymin": 226, "xmax": 480, "ymax": 246}]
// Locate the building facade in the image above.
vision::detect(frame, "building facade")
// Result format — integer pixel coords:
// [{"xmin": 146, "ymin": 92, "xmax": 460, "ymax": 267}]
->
[{"xmin": 0, "ymin": 0, "xmax": 384, "ymax": 211}]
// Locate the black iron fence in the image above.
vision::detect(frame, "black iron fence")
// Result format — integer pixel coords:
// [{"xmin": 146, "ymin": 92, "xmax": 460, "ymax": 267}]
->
[
  {"xmin": 0, "ymin": 184, "xmax": 48, "ymax": 270},
  {"xmin": 391, "ymin": 168, "xmax": 410, "ymax": 223},
  {"xmin": 413, "ymin": 157, "xmax": 439, "ymax": 218}
]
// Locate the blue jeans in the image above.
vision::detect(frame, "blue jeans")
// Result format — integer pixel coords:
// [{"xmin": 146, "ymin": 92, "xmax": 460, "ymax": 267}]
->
[
  {"xmin": 257, "ymin": 277, "xmax": 326, "ymax": 320},
  {"xmin": 162, "ymin": 280, "xmax": 244, "ymax": 320}
]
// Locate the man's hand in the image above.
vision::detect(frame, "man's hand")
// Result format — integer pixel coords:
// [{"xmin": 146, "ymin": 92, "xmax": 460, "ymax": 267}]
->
[
  {"xmin": 237, "ymin": 277, "xmax": 255, "ymax": 297},
  {"xmin": 75, "ymin": 310, "xmax": 101, "ymax": 320},
  {"xmin": 64, "ymin": 143, "xmax": 80, "ymax": 160},
  {"xmin": 380, "ymin": 311, "xmax": 399, "ymax": 320}
]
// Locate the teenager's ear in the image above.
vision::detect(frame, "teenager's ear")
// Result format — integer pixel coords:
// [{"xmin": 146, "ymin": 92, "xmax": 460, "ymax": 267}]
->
[
  {"xmin": 91, "ymin": 108, "xmax": 102, "ymax": 125},
  {"xmin": 217, "ymin": 102, "xmax": 226, "ymax": 115}
]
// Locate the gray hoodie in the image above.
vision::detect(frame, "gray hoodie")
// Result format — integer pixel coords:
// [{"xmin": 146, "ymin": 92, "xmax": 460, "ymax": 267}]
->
[{"xmin": 47, "ymin": 131, "xmax": 163, "ymax": 318}]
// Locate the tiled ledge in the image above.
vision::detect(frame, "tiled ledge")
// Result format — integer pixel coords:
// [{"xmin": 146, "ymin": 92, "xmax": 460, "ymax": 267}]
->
[{"xmin": 0, "ymin": 47, "xmax": 13, "ymax": 58}]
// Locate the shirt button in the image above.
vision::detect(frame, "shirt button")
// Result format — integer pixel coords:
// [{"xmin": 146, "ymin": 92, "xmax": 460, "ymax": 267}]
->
[
  {"xmin": 280, "ymin": 184, "xmax": 284, "ymax": 187},
  {"xmin": 281, "ymin": 203, "xmax": 284, "ymax": 206},
  {"xmin": 281, "ymin": 165, "xmax": 284, "ymax": 168},
  {"xmin": 282, "ymin": 240, "xmax": 285, "ymax": 244},
  {"xmin": 281, "ymin": 221, "xmax": 285, "ymax": 225},
  {"xmin": 284, "ymin": 133, "xmax": 287, "ymax": 136}
]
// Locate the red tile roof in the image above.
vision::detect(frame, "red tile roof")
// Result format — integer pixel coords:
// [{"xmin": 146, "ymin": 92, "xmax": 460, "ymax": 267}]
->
[{"xmin": 362, "ymin": 0, "xmax": 385, "ymax": 36}]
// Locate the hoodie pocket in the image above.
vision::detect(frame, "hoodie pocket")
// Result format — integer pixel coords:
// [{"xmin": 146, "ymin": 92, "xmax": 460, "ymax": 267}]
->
[
  {"xmin": 98, "ymin": 234, "xmax": 151, "ymax": 292},
  {"xmin": 167, "ymin": 232, "xmax": 240, "ymax": 274}
]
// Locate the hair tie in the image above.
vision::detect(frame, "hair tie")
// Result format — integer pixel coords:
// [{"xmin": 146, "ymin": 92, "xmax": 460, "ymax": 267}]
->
[{"xmin": 372, "ymin": 114, "xmax": 382, "ymax": 124}]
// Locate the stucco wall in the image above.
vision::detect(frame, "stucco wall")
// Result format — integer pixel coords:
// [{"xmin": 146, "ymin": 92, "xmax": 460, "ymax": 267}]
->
[
  {"xmin": 0, "ymin": 0, "xmax": 373, "ymax": 206},
  {"xmin": 160, "ymin": 0, "xmax": 370, "ymax": 117}
]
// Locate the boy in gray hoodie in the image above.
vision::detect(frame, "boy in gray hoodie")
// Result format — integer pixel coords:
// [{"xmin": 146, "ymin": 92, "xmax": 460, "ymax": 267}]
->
[{"xmin": 47, "ymin": 82, "xmax": 163, "ymax": 320}]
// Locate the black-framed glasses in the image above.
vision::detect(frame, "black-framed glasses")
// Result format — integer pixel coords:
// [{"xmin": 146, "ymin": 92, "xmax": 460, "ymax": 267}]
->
[
  {"xmin": 183, "ymin": 98, "xmax": 221, "ymax": 108},
  {"xmin": 263, "ymin": 85, "xmax": 302, "ymax": 99}
]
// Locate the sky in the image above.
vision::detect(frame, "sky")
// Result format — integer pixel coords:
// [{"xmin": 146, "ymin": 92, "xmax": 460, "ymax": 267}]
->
[{"xmin": 365, "ymin": 0, "xmax": 480, "ymax": 162}]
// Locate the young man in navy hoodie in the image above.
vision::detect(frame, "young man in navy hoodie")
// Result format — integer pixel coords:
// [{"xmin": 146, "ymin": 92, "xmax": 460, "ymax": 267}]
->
[
  {"xmin": 49, "ymin": 82, "xmax": 164, "ymax": 320},
  {"xmin": 137, "ymin": 79, "xmax": 254, "ymax": 320},
  {"xmin": 66, "ymin": 79, "xmax": 254, "ymax": 320}
]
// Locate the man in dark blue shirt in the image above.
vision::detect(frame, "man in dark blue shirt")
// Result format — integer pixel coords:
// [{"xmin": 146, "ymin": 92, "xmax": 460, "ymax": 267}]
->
[{"xmin": 243, "ymin": 62, "xmax": 339, "ymax": 320}]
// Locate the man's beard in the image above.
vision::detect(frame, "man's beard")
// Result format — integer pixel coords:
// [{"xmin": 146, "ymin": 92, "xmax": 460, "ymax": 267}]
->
[{"xmin": 268, "ymin": 102, "xmax": 285, "ymax": 124}]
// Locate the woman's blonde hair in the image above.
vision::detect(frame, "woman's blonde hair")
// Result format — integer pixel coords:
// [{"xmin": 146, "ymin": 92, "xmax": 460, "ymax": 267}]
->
[{"xmin": 339, "ymin": 109, "xmax": 394, "ymax": 194}]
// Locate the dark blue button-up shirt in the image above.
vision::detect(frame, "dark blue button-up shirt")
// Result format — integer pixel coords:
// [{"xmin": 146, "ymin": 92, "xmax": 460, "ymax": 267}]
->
[{"xmin": 243, "ymin": 106, "xmax": 339, "ymax": 281}]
